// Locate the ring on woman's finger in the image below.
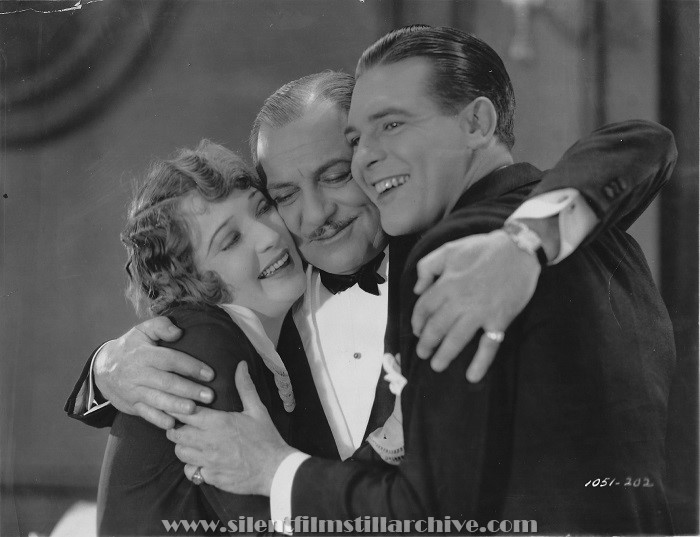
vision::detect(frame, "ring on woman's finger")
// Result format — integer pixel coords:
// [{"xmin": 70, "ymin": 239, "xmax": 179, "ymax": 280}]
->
[
  {"xmin": 484, "ymin": 330, "xmax": 505, "ymax": 343},
  {"xmin": 191, "ymin": 466, "xmax": 205, "ymax": 486}
]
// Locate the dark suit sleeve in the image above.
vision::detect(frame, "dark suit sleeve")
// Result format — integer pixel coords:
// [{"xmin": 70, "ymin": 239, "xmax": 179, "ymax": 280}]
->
[
  {"xmin": 529, "ymin": 119, "xmax": 677, "ymax": 234},
  {"xmin": 64, "ymin": 343, "xmax": 118, "ymax": 428},
  {"xmin": 98, "ymin": 307, "xmax": 272, "ymax": 535},
  {"xmin": 291, "ymin": 346, "xmax": 499, "ymax": 520}
]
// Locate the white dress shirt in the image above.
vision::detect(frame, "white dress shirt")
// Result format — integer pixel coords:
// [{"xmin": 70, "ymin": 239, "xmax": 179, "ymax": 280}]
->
[{"xmin": 292, "ymin": 253, "xmax": 389, "ymax": 460}]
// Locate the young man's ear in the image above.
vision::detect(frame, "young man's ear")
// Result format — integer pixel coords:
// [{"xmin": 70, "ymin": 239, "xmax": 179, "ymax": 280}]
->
[{"xmin": 459, "ymin": 97, "xmax": 498, "ymax": 148}]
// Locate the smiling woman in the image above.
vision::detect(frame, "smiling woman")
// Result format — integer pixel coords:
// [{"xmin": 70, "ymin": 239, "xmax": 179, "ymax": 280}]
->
[{"xmin": 97, "ymin": 140, "xmax": 306, "ymax": 535}]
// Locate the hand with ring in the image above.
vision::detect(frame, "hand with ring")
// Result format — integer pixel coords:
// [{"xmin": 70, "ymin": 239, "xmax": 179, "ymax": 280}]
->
[
  {"xmin": 169, "ymin": 362, "xmax": 298, "ymax": 496},
  {"xmin": 190, "ymin": 466, "xmax": 205, "ymax": 486},
  {"xmin": 412, "ymin": 229, "xmax": 541, "ymax": 382},
  {"xmin": 484, "ymin": 330, "xmax": 505, "ymax": 344}
]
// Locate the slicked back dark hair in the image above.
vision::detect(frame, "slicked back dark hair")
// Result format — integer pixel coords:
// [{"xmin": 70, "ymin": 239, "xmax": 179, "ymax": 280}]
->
[
  {"xmin": 356, "ymin": 24, "xmax": 516, "ymax": 149},
  {"xmin": 249, "ymin": 70, "xmax": 356, "ymax": 184}
]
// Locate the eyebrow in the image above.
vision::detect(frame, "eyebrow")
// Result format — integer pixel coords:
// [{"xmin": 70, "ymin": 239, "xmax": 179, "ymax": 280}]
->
[
  {"xmin": 313, "ymin": 157, "xmax": 351, "ymax": 178},
  {"xmin": 344, "ymin": 107, "xmax": 407, "ymax": 137},
  {"xmin": 267, "ymin": 181, "xmax": 299, "ymax": 192},
  {"xmin": 267, "ymin": 157, "xmax": 350, "ymax": 191},
  {"xmin": 205, "ymin": 190, "xmax": 256, "ymax": 255}
]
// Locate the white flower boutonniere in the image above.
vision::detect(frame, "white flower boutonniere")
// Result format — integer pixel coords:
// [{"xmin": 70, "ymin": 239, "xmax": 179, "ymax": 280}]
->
[{"xmin": 382, "ymin": 353, "xmax": 407, "ymax": 396}]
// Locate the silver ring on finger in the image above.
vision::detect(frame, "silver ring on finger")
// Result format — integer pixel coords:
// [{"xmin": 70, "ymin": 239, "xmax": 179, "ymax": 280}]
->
[
  {"xmin": 484, "ymin": 330, "xmax": 505, "ymax": 343},
  {"xmin": 191, "ymin": 466, "xmax": 205, "ymax": 486}
]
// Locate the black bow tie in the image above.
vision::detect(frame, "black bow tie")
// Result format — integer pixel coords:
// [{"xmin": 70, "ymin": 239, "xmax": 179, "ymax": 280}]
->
[{"xmin": 319, "ymin": 252, "xmax": 386, "ymax": 295}]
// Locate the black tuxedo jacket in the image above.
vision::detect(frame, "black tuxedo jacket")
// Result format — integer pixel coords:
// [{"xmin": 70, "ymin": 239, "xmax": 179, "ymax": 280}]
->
[{"xmin": 288, "ymin": 127, "xmax": 677, "ymax": 534}]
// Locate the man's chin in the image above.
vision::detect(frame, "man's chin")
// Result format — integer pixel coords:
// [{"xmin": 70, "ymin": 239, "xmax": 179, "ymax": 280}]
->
[
  {"xmin": 304, "ymin": 249, "xmax": 366, "ymax": 275},
  {"xmin": 380, "ymin": 213, "xmax": 421, "ymax": 237},
  {"xmin": 311, "ymin": 260, "xmax": 363, "ymax": 275}
]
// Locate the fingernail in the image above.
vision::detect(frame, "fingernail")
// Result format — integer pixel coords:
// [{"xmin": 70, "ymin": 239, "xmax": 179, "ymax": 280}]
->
[
  {"xmin": 200, "ymin": 367, "xmax": 214, "ymax": 381},
  {"xmin": 200, "ymin": 389, "xmax": 213, "ymax": 402},
  {"xmin": 431, "ymin": 360, "xmax": 445, "ymax": 372},
  {"xmin": 466, "ymin": 368, "xmax": 481, "ymax": 383},
  {"xmin": 168, "ymin": 326, "xmax": 180, "ymax": 334}
]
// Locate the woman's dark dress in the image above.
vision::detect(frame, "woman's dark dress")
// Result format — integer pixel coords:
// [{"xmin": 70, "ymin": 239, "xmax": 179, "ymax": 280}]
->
[{"xmin": 97, "ymin": 305, "xmax": 291, "ymax": 536}]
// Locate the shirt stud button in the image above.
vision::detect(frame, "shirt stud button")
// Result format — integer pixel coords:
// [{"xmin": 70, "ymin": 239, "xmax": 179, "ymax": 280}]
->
[{"xmin": 353, "ymin": 352, "xmax": 361, "ymax": 359}]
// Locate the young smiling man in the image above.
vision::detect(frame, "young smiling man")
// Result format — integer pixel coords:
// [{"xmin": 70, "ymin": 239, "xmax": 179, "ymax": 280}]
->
[{"xmin": 165, "ymin": 27, "xmax": 677, "ymax": 534}]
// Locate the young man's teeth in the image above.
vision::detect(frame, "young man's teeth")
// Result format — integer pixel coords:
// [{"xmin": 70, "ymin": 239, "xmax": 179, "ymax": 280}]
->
[
  {"xmin": 375, "ymin": 175, "xmax": 408, "ymax": 194},
  {"xmin": 260, "ymin": 252, "xmax": 289, "ymax": 278}
]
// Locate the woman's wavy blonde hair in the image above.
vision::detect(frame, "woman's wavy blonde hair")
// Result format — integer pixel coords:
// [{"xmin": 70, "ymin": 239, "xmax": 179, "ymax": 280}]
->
[{"xmin": 122, "ymin": 140, "xmax": 262, "ymax": 316}]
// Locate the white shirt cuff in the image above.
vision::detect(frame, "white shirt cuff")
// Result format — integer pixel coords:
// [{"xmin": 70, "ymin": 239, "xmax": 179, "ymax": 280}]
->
[
  {"xmin": 270, "ymin": 451, "xmax": 311, "ymax": 533},
  {"xmin": 85, "ymin": 342, "xmax": 112, "ymax": 414},
  {"xmin": 508, "ymin": 188, "xmax": 599, "ymax": 264}
]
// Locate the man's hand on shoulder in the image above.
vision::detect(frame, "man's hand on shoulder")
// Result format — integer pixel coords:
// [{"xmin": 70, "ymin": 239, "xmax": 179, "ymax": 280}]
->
[
  {"xmin": 168, "ymin": 362, "xmax": 297, "ymax": 496},
  {"xmin": 95, "ymin": 316, "xmax": 216, "ymax": 429},
  {"xmin": 412, "ymin": 228, "xmax": 543, "ymax": 382}
]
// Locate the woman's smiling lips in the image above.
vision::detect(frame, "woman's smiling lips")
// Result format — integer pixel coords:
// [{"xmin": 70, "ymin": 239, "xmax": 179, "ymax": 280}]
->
[{"xmin": 258, "ymin": 251, "xmax": 292, "ymax": 279}]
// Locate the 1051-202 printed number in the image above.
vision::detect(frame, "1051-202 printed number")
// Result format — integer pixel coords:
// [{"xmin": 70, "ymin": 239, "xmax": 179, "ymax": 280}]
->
[{"xmin": 585, "ymin": 477, "xmax": 654, "ymax": 487}]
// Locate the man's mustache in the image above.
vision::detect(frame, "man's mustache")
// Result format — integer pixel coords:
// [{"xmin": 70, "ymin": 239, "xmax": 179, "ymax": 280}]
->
[{"xmin": 307, "ymin": 217, "xmax": 355, "ymax": 242}]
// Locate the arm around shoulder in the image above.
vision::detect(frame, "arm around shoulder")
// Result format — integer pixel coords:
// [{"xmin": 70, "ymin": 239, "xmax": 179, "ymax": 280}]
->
[
  {"xmin": 99, "ymin": 306, "xmax": 271, "ymax": 533},
  {"xmin": 161, "ymin": 306, "xmax": 257, "ymax": 413},
  {"xmin": 530, "ymin": 120, "xmax": 677, "ymax": 233}
]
